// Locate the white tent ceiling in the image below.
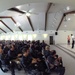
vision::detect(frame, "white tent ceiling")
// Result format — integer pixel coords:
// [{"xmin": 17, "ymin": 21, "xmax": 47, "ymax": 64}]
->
[{"xmin": 0, "ymin": 0, "xmax": 75, "ymax": 33}]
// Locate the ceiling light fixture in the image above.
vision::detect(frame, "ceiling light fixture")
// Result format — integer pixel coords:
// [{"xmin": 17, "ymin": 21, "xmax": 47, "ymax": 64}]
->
[
  {"xmin": 68, "ymin": 18, "xmax": 71, "ymax": 21},
  {"xmin": 66, "ymin": 6, "xmax": 70, "ymax": 10},
  {"xmin": 13, "ymin": 30, "xmax": 16, "ymax": 33},
  {"xmin": 16, "ymin": 6, "xmax": 21, "ymax": 9},
  {"xmin": 14, "ymin": 24, "xmax": 16, "ymax": 26},
  {"xmin": 15, "ymin": 22, "xmax": 21, "ymax": 27},
  {"xmin": 26, "ymin": 13, "xmax": 30, "ymax": 16},
  {"xmin": 22, "ymin": 10, "xmax": 26, "ymax": 12}
]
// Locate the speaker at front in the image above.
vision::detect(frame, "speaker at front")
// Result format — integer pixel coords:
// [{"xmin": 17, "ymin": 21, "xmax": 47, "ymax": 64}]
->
[{"xmin": 55, "ymin": 32, "xmax": 58, "ymax": 35}]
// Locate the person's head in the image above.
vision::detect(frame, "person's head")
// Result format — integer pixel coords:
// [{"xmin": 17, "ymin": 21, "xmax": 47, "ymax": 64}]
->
[
  {"xmin": 71, "ymin": 34, "xmax": 73, "ymax": 36},
  {"xmin": 58, "ymin": 57, "xmax": 62, "ymax": 60},
  {"xmin": 42, "ymin": 40, "xmax": 45, "ymax": 43},
  {"xmin": 30, "ymin": 43, "xmax": 33, "ymax": 47},
  {"xmin": 45, "ymin": 46, "xmax": 50, "ymax": 50},
  {"xmin": 68, "ymin": 35, "xmax": 70, "ymax": 38},
  {"xmin": 22, "ymin": 46, "xmax": 30, "ymax": 57},
  {"xmin": 51, "ymin": 50, "xmax": 56, "ymax": 56},
  {"xmin": 54, "ymin": 55, "xmax": 58, "ymax": 59},
  {"xmin": 10, "ymin": 44, "xmax": 15, "ymax": 51}
]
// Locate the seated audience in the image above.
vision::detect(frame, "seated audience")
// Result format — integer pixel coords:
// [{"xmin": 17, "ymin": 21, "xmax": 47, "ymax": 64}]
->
[
  {"xmin": 44, "ymin": 46, "xmax": 51, "ymax": 58},
  {"xmin": 0, "ymin": 40, "xmax": 65, "ymax": 75},
  {"xmin": 47, "ymin": 50, "xmax": 65, "ymax": 75}
]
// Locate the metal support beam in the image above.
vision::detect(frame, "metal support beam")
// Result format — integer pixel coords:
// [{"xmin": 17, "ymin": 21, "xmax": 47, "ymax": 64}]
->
[
  {"xmin": 56, "ymin": 14, "xmax": 66, "ymax": 31},
  {"xmin": 11, "ymin": 17, "xmax": 23, "ymax": 32},
  {"xmin": 0, "ymin": 16, "xmax": 23, "ymax": 32},
  {"xmin": 56, "ymin": 11, "xmax": 75, "ymax": 31},
  {"xmin": 27, "ymin": 16, "xmax": 34, "ymax": 31},
  {"xmin": 45, "ymin": 3, "xmax": 52, "ymax": 31},
  {"xmin": 0, "ymin": 28, "xmax": 7, "ymax": 33},
  {"xmin": 0, "ymin": 20, "xmax": 13, "ymax": 32}
]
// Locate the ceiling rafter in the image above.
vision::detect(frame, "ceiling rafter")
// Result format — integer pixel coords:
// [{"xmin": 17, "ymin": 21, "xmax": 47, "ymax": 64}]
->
[
  {"xmin": 11, "ymin": 17, "xmax": 23, "ymax": 32},
  {"xmin": 8, "ymin": 8, "xmax": 34, "ymax": 31},
  {"xmin": 56, "ymin": 14, "xmax": 66, "ymax": 31},
  {"xmin": 0, "ymin": 20, "xmax": 13, "ymax": 32},
  {"xmin": 0, "ymin": 16, "xmax": 11, "ymax": 18},
  {"xmin": 56, "ymin": 10, "xmax": 75, "ymax": 31},
  {"xmin": 65, "ymin": 10, "xmax": 75, "ymax": 15},
  {"xmin": 0, "ymin": 16, "xmax": 23, "ymax": 32},
  {"xmin": 45, "ymin": 3, "xmax": 53, "ymax": 31},
  {"xmin": 27, "ymin": 16, "xmax": 34, "ymax": 31},
  {"xmin": 0, "ymin": 16, "xmax": 34, "ymax": 31},
  {"xmin": 0, "ymin": 28, "xmax": 7, "ymax": 33}
]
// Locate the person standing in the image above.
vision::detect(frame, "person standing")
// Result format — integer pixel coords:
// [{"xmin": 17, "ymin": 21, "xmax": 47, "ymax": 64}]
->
[
  {"xmin": 71, "ymin": 34, "xmax": 74, "ymax": 49},
  {"xmin": 67, "ymin": 35, "xmax": 70, "ymax": 45}
]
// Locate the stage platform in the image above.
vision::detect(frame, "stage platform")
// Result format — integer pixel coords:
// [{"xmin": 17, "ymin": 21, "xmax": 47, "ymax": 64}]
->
[{"xmin": 58, "ymin": 44, "xmax": 75, "ymax": 53}]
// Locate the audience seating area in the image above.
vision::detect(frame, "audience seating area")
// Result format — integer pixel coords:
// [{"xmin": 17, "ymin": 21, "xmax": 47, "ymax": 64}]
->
[{"xmin": 0, "ymin": 40, "xmax": 65, "ymax": 75}]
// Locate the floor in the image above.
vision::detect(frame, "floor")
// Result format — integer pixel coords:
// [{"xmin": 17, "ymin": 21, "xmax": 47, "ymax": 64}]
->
[
  {"xmin": 0, "ymin": 70, "xmax": 25, "ymax": 75},
  {"xmin": 57, "ymin": 44, "xmax": 75, "ymax": 57},
  {"xmin": 0, "ymin": 45, "xmax": 75, "ymax": 75}
]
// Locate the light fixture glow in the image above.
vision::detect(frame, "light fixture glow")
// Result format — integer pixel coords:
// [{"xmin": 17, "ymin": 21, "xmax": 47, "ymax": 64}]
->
[
  {"xmin": 16, "ymin": 6, "xmax": 21, "ymax": 9},
  {"xmin": 19, "ymin": 36, "xmax": 23, "ymax": 40},
  {"xmin": 28, "ymin": 35, "xmax": 32, "ymax": 40},
  {"xmin": 66, "ymin": 6, "xmax": 70, "ymax": 10},
  {"xmin": 15, "ymin": 22, "xmax": 21, "ymax": 27},
  {"xmin": 11, "ymin": 36, "xmax": 15, "ymax": 40},
  {"xmin": 33, "ymin": 34, "xmax": 37, "ymax": 38},
  {"xmin": 5, "ymin": 36, "xmax": 9, "ymax": 40},
  {"xmin": 0, "ymin": 36, "xmax": 3, "ymax": 40},
  {"xmin": 26, "ymin": 13, "xmax": 30, "ymax": 16},
  {"xmin": 68, "ymin": 18, "xmax": 71, "ymax": 21},
  {"xmin": 14, "ymin": 24, "xmax": 16, "ymax": 26},
  {"xmin": 43, "ymin": 34, "xmax": 48, "ymax": 38},
  {"xmin": 23, "ymin": 34, "xmax": 27, "ymax": 39},
  {"xmin": 22, "ymin": 10, "xmax": 26, "ymax": 12},
  {"xmin": 15, "ymin": 34, "xmax": 18, "ymax": 38},
  {"xmin": 13, "ymin": 31, "xmax": 16, "ymax": 33}
]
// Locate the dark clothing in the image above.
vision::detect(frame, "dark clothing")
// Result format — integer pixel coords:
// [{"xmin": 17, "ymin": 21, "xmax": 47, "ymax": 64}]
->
[
  {"xmin": 72, "ymin": 40, "xmax": 74, "ymax": 48},
  {"xmin": 0, "ymin": 53, "xmax": 9, "ymax": 73},
  {"xmin": 68, "ymin": 40, "xmax": 70, "ymax": 45},
  {"xmin": 54, "ymin": 66, "xmax": 65, "ymax": 75},
  {"xmin": 44, "ymin": 50, "xmax": 51, "ymax": 58},
  {"xmin": 7, "ymin": 50, "xmax": 19, "ymax": 75},
  {"xmin": 3, "ymin": 46, "xmax": 9, "ymax": 54},
  {"xmin": 10, "ymin": 61, "xmax": 22, "ymax": 75},
  {"xmin": 47, "ymin": 55, "xmax": 55, "ymax": 64},
  {"xmin": 22, "ymin": 55, "xmax": 32, "ymax": 69},
  {"xmin": 0, "ymin": 53, "xmax": 9, "ymax": 65},
  {"xmin": 37, "ymin": 60, "xmax": 47, "ymax": 72},
  {"xmin": 41, "ymin": 43, "xmax": 47, "ymax": 50},
  {"xmin": 22, "ymin": 54, "xmax": 47, "ymax": 74},
  {"xmin": 47, "ymin": 55, "xmax": 65, "ymax": 75},
  {"xmin": 8, "ymin": 50, "xmax": 18, "ymax": 60}
]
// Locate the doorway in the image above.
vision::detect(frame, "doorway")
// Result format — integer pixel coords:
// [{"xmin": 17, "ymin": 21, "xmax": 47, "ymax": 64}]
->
[{"xmin": 50, "ymin": 36, "xmax": 54, "ymax": 45}]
